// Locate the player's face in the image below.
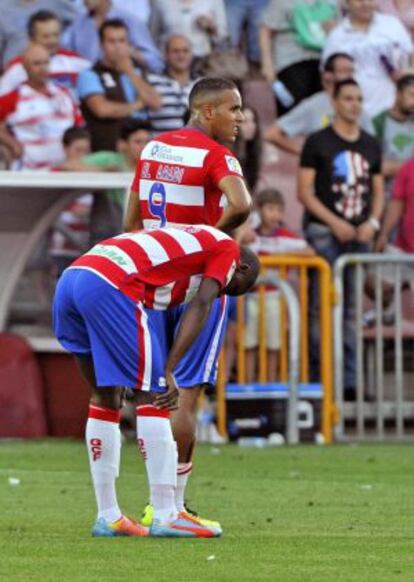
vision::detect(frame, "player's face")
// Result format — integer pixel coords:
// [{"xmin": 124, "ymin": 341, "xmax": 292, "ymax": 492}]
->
[
  {"xmin": 334, "ymin": 85, "xmax": 363, "ymax": 123},
  {"xmin": 32, "ymin": 19, "xmax": 61, "ymax": 55},
  {"xmin": 211, "ymin": 89, "xmax": 244, "ymax": 143}
]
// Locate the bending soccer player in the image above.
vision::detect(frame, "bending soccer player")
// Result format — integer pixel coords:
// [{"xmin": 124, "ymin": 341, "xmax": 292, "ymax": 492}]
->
[
  {"xmin": 53, "ymin": 225, "xmax": 259, "ymax": 538},
  {"xmin": 124, "ymin": 77, "xmax": 252, "ymax": 528}
]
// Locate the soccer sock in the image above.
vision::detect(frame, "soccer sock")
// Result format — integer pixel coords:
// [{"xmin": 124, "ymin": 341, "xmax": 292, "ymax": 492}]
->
[
  {"xmin": 136, "ymin": 405, "xmax": 178, "ymax": 524},
  {"xmin": 176, "ymin": 462, "xmax": 193, "ymax": 512},
  {"xmin": 86, "ymin": 404, "xmax": 122, "ymax": 523}
]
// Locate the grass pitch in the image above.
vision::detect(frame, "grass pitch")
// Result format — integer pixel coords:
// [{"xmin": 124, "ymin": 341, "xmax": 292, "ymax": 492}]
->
[{"xmin": 0, "ymin": 440, "xmax": 413, "ymax": 582}]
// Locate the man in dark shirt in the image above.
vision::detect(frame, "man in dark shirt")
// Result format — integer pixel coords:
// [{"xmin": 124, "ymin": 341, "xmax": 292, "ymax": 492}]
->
[
  {"xmin": 77, "ymin": 18, "xmax": 160, "ymax": 152},
  {"xmin": 298, "ymin": 79, "xmax": 384, "ymax": 398}
]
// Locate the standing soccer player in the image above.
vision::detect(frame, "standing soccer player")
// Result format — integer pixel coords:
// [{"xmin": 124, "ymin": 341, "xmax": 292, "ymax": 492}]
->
[{"xmin": 124, "ymin": 78, "xmax": 252, "ymax": 528}]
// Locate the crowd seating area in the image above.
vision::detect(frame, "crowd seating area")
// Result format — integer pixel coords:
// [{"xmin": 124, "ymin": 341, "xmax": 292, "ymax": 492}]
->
[{"xmin": 1, "ymin": 0, "xmax": 414, "ymax": 440}]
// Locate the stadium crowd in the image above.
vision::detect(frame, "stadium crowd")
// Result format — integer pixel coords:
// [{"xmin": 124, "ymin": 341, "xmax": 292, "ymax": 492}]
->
[{"xmin": 1, "ymin": 0, "xmax": 414, "ymax": 395}]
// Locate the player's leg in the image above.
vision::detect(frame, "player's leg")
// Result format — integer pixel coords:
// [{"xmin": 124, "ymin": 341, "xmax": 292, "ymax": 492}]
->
[
  {"xmin": 53, "ymin": 269, "xmax": 147, "ymax": 537},
  {"xmin": 134, "ymin": 310, "xmax": 219, "ymax": 538},
  {"xmin": 168, "ymin": 297, "xmax": 228, "ymax": 529}
]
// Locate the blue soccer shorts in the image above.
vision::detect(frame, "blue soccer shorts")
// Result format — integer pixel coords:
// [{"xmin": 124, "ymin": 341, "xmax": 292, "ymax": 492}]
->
[
  {"xmin": 52, "ymin": 269, "xmax": 167, "ymax": 391},
  {"xmin": 147, "ymin": 295, "xmax": 229, "ymax": 389}
]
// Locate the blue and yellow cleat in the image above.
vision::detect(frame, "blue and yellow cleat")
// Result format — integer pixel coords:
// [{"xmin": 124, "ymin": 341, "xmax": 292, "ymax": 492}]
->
[
  {"xmin": 92, "ymin": 515, "xmax": 148, "ymax": 537},
  {"xmin": 149, "ymin": 512, "xmax": 221, "ymax": 538},
  {"xmin": 141, "ymin": 503, "xmax": 222, "ymax": 534}
]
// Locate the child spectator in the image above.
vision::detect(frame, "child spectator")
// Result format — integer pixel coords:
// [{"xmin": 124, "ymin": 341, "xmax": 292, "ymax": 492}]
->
[
  {"xmin": 241, "ymin": 189, "xmax": 314, "ymax": 382},
  {"xmin": 50, "ymin": 126, "xmax": 93, "ymax": 274}
]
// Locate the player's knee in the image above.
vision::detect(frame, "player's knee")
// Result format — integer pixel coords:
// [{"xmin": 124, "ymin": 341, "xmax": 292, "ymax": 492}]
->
[{"xmin": 91, "ymin": 386, "xmax": 123, "ymax": 410}]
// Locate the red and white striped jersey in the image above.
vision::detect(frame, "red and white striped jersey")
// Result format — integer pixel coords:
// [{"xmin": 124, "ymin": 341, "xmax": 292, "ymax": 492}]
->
[
  {"xmin": 0, "ymin": 49, "xmax": 91, "ymax": 99},
  {"xmin": 0, "ymin": 82, "xmax": 82, "ymax": 170},
  {"xmin": 130, "ymin": 127, "xmax": 244, "ymax": 229},
  {"xmin": 70, "ymin": 225, "xmax": 240, "ymax": 309}
]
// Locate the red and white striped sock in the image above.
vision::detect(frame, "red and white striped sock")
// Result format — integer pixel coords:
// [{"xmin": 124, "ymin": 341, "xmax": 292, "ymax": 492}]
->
[
  {"xmin": 136, "ymin": 405, "xmax": 178, "ymax": 523},
  {"xmin": 176, "ymin": 462, "xmax": 193, "ymax": 512},
  {"xmin": 86, "ymin": 404, "xmax": 122, "ymax": 523}
]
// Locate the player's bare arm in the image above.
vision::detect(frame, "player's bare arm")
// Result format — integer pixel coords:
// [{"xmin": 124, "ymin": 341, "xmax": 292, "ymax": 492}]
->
[
  {"xmin": 123, "ymin": 189, "xmax": 143, "ymax": 231},
  {"xmin": 215, "ymin": 175, "xmax": 252, "ymax": 234},
  {"xmin": 155, "ymin": 278, "xmax": 221, "ymax": 410}
]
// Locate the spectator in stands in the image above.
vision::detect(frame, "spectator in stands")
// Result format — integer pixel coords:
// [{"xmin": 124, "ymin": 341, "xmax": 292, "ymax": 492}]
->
[
  {"xmin": 77, "ymin": 19, "xmax": 161, "ymax": 152},
  {"xmin": 0, "ymin": 0, "xmax": 78, "ymax": 70},
  {"xmin": 265, "ymin": 53, "xmax": 374, "ymax": 156},
  {"xmin": 0, "ymin": 10, "xmax": 91, "ymax": 99},
  {"xmin": 51, "ymin": 126, "xmax": 93, "ymax": 274},
  {"xmin": 259, "ymin": 0, "xmax": 339, "ymax": 115},
  {"xmin": 377, "ymin": 0, "xmax": 414, "ymax": 37},
  {"xmin": 147, "ymin": 35, "xmax": 198, "ymax": 135},
  {"xmin": 151, "ymin": 0, "xmax": 228, "ymax": 67},
  {"xmin": 242, "ymin": 189, "xmax": 314, "ymax": 382},
  {"xmin": 323, "ymin": 0, "xmax": 414, "ymax": 117},
  {"xmin": 298, "ymin": 79, "xmax": 384, "ymax": 400},
  {"xmin": 372, "ymin": 73, "xmax": 414, "ymax": 194},
  {"xmin": 224, "ymin": 0, "xmax": 268, "ymax": 69},
  {"xmin": 62, "ymin": 0, "xmax": 164, "ymax": 73},
  {"xmin": 233, "ymin": 106, "xmax": 263, "ymax": 194},
  {"xmin": 0, "ymin": 44, "xmax": 82, "ymax": 170},
  {"xmin": 60, "ymin": 119, "xmax": 151, "ymax": 244}
]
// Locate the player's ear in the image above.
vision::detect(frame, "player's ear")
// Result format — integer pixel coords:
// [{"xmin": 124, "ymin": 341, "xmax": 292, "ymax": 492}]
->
[{"xmin": 202, "ymin": 103, "xmax": 215, "ymax": 121}]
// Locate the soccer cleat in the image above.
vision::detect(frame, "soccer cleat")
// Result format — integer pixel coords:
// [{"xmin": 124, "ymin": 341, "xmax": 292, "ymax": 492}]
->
[
  {"xmin": 182, "ymin": 503, "xmax": 222, "ymax": 533},
  {"xmin": 141, "ymin": 502, "xmax": 222, "ymax": 533},
  {"xmin": 92, "ymin": 515, "xmax": 149, "ymax": 537},
  {"xmin": 149, "ymin": 512, "xmax": 220, "ymax": 538}
]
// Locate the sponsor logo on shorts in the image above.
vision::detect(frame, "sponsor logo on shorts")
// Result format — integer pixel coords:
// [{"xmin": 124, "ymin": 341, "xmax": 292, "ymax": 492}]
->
[
  {"xmin": 90, "ymin": 438, "xmax": 102, "ymax": 461},
  {"xmin": 225, "ymin": 155, "xmax": 243, "ymax": 176}
]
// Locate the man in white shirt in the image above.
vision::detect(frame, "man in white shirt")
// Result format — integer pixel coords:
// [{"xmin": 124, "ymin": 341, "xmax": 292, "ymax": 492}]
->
[{"xmin": 322, "ymin": 0, "xmax": 414, "ymax": 117}]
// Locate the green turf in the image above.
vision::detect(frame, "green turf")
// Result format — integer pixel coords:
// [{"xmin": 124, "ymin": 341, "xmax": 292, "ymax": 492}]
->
[{"xmin": 0, "ymin": 440, "xmax": 413, "ymax": 582}]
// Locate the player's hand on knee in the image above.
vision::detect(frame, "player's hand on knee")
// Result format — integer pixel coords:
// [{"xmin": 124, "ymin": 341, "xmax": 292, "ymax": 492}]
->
[{"xmin": 154, "ymin": 372, "xmax": 179, "ymax": 411}]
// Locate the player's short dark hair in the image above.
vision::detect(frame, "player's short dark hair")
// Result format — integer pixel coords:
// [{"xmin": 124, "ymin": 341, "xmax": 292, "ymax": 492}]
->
[
  {"xmin": 62, "ymin": 126, "xmax": 90, "ymax": 147},
  {"xmin": 28, "ymin": 10, "xmax": 60, "ymax": 38},
  {"xmin": 118, "ymin": 118, "xmax": 151, "ymax": 141},
  {"xmin": 323, "ymin": 52, "xmax": 354, "ymax": 73},
  {"xmin": 189, "ymin": 77, "xmax": 238, "ymax": 108},
  {"xmin": 396, "ymin": 74, "xmax": 414, "ymax": 92},
  {"xmin": 256, "ymin": 188, "xmax": 285, "ymax": 209},
  {"xmin": 333, "ymin": 78, "xmax": 360, "ymax": 99},
  {"xmin": 99, "ymin": 18, "xmax": 129, "ymax": 42}
]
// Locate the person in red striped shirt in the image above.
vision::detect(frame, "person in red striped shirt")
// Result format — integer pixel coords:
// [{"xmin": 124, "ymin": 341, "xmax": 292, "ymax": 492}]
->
[
  {"xmin": 124, "ymin": 77, "xmax": 252, "ymax": 530},
  {"xmin": 0, "ymin": 44, "xmax": 82, "ymax": 170},
  {"xmin": 53, "ymin": 224, "xmax": 259, "ymax": 538}
]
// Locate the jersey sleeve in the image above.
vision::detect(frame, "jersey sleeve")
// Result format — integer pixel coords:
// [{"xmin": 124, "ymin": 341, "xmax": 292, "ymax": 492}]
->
[
  {"xmin": 203, "ymin": 239, "xmax": 240, "ymax": 289},
  {"xmin": 0, "ymin": 90, "xmax": 19, "ymax": 120},
  {"xmin": 131, "ymin": 160, "xmax": 140, "ymax": 192},
  {"xmin": 204, "ymin": 144, "xmax": 244, "ymax": 187}
]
